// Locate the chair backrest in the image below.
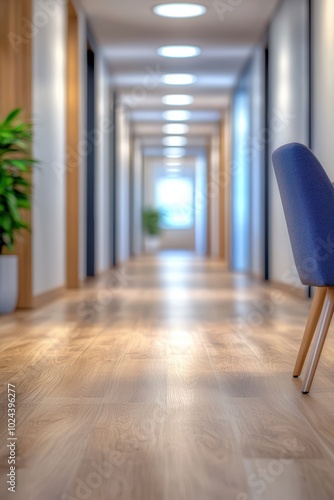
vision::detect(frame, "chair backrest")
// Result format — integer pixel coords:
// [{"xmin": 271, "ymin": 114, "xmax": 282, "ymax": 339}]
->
[{"xmin": 272, "ymin": 142, "xmax": 334, "ymax": 286}]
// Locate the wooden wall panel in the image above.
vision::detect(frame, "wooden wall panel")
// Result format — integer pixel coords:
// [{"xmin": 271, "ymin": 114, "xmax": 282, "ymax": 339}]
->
[
  {"xmin": 206, "ymin": 145, "xmax": 212, "ymax": 257},
  {"xmin": 220, "ymin": 110, "xmax": 231, "ymax": 266},
  {"xmin": 0, "ymin": 0, "xmax": 33, "ymax": 308},
  {"xmin": 66, "ymin": 3, "xmax": 80, "ymax": 288},
  {"xmin": 219, "ymin": 121, "xmax": 226, "ymax": 261}
]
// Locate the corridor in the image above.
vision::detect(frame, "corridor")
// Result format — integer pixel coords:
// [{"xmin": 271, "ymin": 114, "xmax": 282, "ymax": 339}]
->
[
  {"xmin": 3, "ymin": 0, "xmax": 334, "ymax": 498},
  {"xmin": 1, "ymin": 254, "xmax": 334, "ymax": 499}
]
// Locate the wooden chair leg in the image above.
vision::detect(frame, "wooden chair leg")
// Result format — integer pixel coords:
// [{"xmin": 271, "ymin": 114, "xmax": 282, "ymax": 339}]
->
[
  {"xmin": 302, "ymin": 288, "xmax": 334, "ymax": 394},
  {"xmin": 293, "ymin": 287, "xmax": 327, "ymax": 378}
]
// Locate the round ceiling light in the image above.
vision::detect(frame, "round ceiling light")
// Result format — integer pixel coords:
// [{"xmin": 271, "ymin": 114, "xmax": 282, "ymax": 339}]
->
[
  {"xmin": 163, "ymin": 123, "xmax": 189, "ymax": 134},
  {"xmin": 162, "ymin": 94, "xmax": 194, "ymax": 106},
  {"xmin": 153, "ymin": 3, "xmax": 207, "ymax": 18},
  {"xmin": 163, "ymin": 136, "xmax": 188, "ymax": 147},
  {"xmin": 157, "ymin": 45, "xmax": 201, "ymax": 58},
  {"xmin": 161, "ymin": 73, "xmax": 197, "ymax": 85},
  {"xmin": 167, "ymin": 168, "xmax": 181, "ymax": 173},
  {"xmin": 165, "ymin": 160, "xmax": 181, "ymax": 166},
  {"xmin": 164, "ymin": 148, "xmax": 186, "ymax": 158},
  {"xmin": 163, "ymin": 110, "xmax": 191, "ymax": 121}
]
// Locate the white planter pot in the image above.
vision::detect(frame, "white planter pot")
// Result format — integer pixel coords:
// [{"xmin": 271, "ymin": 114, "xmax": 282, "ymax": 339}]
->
[
  {"xmin": 145, "ymin": 235, "xmax": 161, "ymax": 254},
  {"xmin": 0, "ymin": 255, "xmax": 18, "ymax": 314}
]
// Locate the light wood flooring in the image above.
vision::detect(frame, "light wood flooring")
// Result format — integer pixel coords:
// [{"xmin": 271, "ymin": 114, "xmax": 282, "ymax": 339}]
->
[{"xmin": 1, "ymin": 253, "xmax": 334, "ymax": 499}]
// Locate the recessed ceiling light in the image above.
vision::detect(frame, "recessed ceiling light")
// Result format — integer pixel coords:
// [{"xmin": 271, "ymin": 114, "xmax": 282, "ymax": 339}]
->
[
  {"xmin": 161, "ymin": 74, "xmax": 197, "ymax": 85},
  {"xmin": 163, "ymin": 136, "xmax": 188, "ymax": 147},
  {"xmin": 162, "ymin": 95, "xmax": 194, "ymax": 106},
  {"xmin": 163, "ymin": 110, "xmax": 191, "ymax": 121},
  {"xmin": 157, "ymin": 45, "xmax": 201, "ymax": 58},
  {"xmin": 165, "ymin": 160, "xmax": 181, "ymax": 166},
  {"xmin": 163, "ymin": 123, "xmax": 189, "ymax": 134},
  {"xmin": 153, "ymin": 3, "xmax": 207, "ymax": 18},
  {"xmin": 164, "ymin": 148, "xmax": 186, "ymax": 158}
]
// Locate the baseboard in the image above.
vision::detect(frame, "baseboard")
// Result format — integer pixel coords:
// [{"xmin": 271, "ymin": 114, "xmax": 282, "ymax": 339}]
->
[{"xmin": 33, "ymin": 286, "xmax": 65, "ymax": 309}]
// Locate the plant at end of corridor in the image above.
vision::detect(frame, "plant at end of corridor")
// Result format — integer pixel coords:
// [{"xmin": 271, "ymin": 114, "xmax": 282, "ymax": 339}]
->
[{"xmin": 143, "ymin": 207, "xmax": 162, "ymax": 236}]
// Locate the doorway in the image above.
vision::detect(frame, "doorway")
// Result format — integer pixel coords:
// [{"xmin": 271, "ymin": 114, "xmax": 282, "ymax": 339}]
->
[
  {"xmin": 86, "ymin": 46, "xmax": 96, "ymax": 277},
  {"xmin": 264, "ymin": 45, "xmax": 270, "ymax": 281},
  {"xmin": 110, "ymin": 91, "xmax": 117, "ymax": 266}
]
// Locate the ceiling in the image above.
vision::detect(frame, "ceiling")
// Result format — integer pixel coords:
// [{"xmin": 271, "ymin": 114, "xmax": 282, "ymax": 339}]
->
[{"xmin": 78, "ymin": 0, "xmax": 280, "ymax": 156}]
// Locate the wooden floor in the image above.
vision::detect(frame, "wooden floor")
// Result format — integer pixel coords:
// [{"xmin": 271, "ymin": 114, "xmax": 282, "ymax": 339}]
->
[{"xmin": 1, "ymin": 253, "xmax": 334, "ymax": 499}]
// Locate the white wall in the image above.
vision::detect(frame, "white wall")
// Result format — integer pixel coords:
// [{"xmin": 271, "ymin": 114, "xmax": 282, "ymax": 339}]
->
[
  {"xmin": 250, "ymin": 47, "xmax": 265, "ymax": 279},
  {"xmin": 231, "ymin": 48, "xmax": 265, "ymax": 277},
  {"xmin": 268, "ymin": 0, "xmax": 309, "ymax": 287},
  {"xmin": 209, "ymin": 134, "xmax": 220, "ymax": 258},
  {"xmin": 75, "ymin": 2, "xmax": 87, "ymax": 282},
  {"xmin": 231, "ymin": 72, "xmax": 251, "ymax": 272},
  {"xmin": 32, "ymin": 0, "xmax": 112, "ymax": 294},
  {"xmin": 311, "ymin": 0, "xmax": 334, "ymax": 180},
  {"xmin": 132, "ymin": 138, "xmax": 143, "ymax": 256},
  {"xmin": 116, "ymin": 106, "xmax": 131, "ymax": 263},
  {"xmin": 32, "ymin": 0, "xmax": 67, "ymax": 296},
  {"xmin": 95, "ymin": 54, "xmax": 111, "ymax": 273},
  {"xmin": 195, "ymin": 154, "xmax": 207, "ymax": 256},
  {"xmin": 222, "ymin": 108, "xmax": 231, "ymax": 267}
]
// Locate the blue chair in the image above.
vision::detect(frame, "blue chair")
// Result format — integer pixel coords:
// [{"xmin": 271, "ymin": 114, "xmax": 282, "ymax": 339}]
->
[{"xmin": 272, "ymin": 142, "xmax": 334, "ymax": 394}]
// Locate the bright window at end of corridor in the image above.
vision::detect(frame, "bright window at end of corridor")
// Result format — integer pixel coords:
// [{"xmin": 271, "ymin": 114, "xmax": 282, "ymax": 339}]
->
[{"xmin": 156, "ymin": 176, "xmax": 194, "ymax": 229}]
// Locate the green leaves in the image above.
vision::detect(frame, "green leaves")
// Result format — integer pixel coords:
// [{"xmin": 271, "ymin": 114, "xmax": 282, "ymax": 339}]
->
[
  {"xmin": 0, "ymin": 213, "xmax": 12, "ymax": 232},
  {"xmin": 0, "ymin": 109, "xmax": 33, "ymax": 165},
  {"xmin": 143, "ymin": 208, "xmax": 162, "ymax": 236},
  {"xmin": 7, "ymin": 193, "xmax": 21, "ymax": 222},
  {"xmin": 0, "ymin": 109, "xmax": 36, "ymax": 254},
  {"xmin": 3, "ymin": 108, "xmax": 21, "ymax": 124}
]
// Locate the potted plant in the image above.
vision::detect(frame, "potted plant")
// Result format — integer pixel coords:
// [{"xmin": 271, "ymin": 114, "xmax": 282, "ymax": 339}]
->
[
  {"xmin": 0, "ymin": 108, "xmax": 36, "ymax": 314},
  {"xmin": 143, "ymin": 207, "xmax": 162, "ymax": 253}
]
